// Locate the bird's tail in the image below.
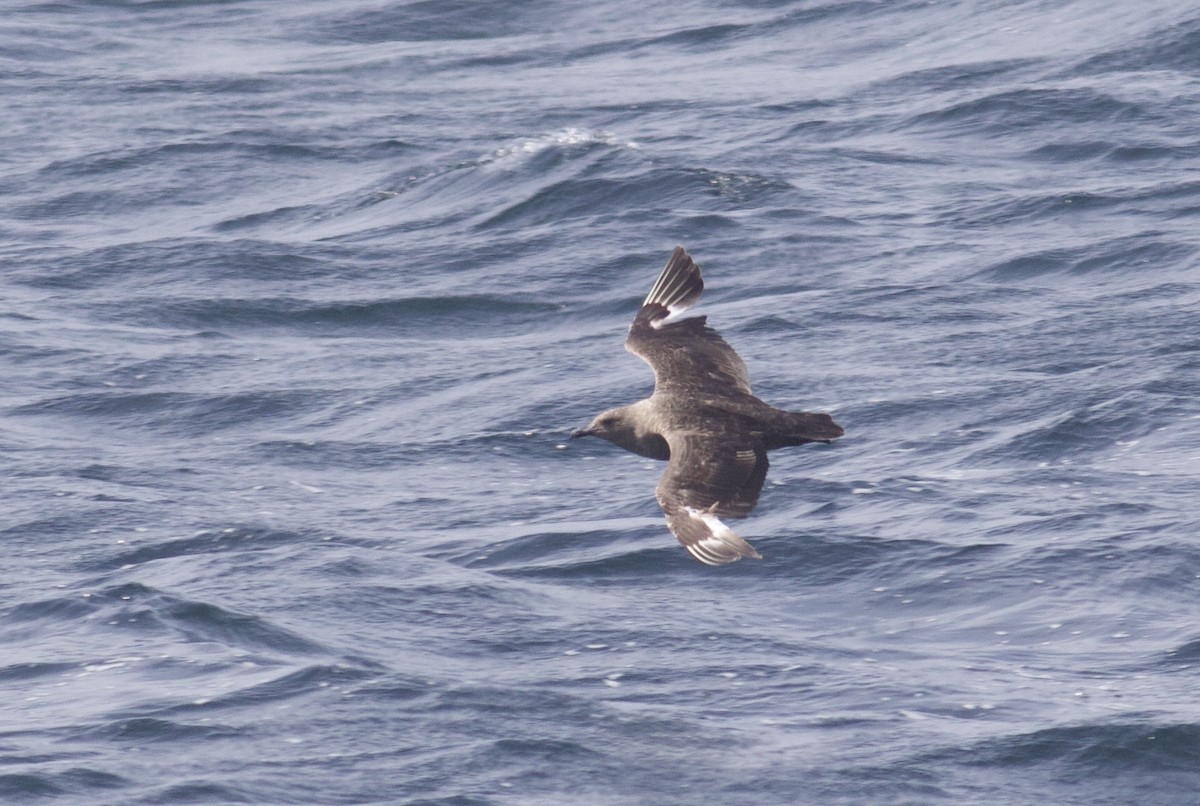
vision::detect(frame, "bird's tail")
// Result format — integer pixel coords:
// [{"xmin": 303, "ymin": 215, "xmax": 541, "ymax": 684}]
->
[{"xmin": 770, "ymin": 411, "xmax": 844, "ymax": 447}]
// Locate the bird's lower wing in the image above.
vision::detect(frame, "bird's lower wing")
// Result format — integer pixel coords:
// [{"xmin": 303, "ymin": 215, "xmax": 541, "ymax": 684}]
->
[{"xmin": 655, "ymin": 434, "xmax": 768, "ymax": 565}]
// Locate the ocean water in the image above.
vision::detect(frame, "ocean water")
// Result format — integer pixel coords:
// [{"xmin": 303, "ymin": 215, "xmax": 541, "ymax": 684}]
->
[{"xmin": 4, "ymin": 0, "xmax": 1200, "ymax": 803}]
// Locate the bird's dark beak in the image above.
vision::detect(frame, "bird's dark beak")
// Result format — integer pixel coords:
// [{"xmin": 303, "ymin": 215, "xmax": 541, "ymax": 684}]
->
[{"xmin": 570, "ymin": 428, "xmax": 593, "ymax": 439}]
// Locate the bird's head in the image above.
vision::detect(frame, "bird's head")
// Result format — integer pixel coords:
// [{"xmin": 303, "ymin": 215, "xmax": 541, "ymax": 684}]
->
[
  {"xmin": 570, "ymin": 408, "xmax": 627, "ymax": 441},
  {"xmin": 571, "ymin": 401, "xmax": 667, "ymax": 458}
]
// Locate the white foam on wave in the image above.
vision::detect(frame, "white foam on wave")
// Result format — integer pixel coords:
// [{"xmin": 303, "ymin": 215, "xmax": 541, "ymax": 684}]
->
[{"xmin": 488, "ymin": 127, "xmax": 638, "ymax": 166}]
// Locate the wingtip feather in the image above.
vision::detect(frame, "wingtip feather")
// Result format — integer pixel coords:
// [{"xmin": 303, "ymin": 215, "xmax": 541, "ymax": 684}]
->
[
  {"xmin": 675, "ymin": 507, "xmax": 762, "ymax": 565},
  {"xmin": 642, "ymin": 246, "xmax": 703, "ymax": 313}
]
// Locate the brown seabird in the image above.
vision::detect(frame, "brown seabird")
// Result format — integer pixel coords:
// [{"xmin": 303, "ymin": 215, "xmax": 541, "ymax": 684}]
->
[{"xmin": 572, "ymin": 246, "xmax": 844, "ymax": 565}]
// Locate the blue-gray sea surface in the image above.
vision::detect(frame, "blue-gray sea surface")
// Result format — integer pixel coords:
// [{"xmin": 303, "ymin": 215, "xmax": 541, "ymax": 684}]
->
[{"xmin": 4, "ymin": 1, "xmax": 1200, "ymax": 804}]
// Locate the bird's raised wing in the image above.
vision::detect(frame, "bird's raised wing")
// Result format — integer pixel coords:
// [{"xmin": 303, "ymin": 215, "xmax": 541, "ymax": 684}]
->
[
  {"xmin": 625, "ymin": 247, "xmax": 752, "ymax": 396},
  {"xmin": 655, "ymin": 432, "xmax": 768, "ymax": 565}
]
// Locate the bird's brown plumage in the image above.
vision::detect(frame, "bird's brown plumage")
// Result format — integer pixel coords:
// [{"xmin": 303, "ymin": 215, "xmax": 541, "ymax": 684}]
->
[{"xmin": 573, "ymin": 246, "xmax": 843, "ymax": 565}]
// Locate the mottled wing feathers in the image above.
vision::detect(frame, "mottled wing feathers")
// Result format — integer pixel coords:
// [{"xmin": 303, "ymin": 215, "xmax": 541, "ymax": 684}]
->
[
  {"xmin": 625, "ymin": 247, "xmax": 752, "ymax": 395},
  {"xmin": 655, "ymin": 433, "xmax": 767, "ymax": 565}
]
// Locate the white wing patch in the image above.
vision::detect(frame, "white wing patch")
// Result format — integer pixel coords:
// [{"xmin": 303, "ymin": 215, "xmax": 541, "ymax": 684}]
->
[{"xmin": 652, "ymin": 307, "xmax": 691, "ymax": 328}]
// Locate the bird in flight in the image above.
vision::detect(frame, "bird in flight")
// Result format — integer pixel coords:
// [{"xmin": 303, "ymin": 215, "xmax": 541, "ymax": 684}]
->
[{"xmin": 572, "ymin": 246, "xmax": 843, "ymax": 565}]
